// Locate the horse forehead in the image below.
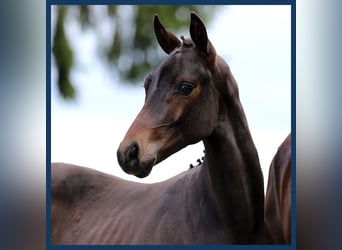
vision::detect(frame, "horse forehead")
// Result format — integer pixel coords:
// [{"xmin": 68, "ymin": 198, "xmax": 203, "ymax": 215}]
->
[{"xmin": 159, "ymin": 49, "xmax": 205, "ymax": 74}]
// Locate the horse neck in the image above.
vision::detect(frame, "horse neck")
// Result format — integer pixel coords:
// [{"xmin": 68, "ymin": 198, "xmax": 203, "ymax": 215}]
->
[{"xmin": 202, "ymin": 73, "xmax": 265, "ymax": 240}]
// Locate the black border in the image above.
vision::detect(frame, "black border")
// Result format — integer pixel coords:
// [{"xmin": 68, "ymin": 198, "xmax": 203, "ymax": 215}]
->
[
  {"xmin": 290, "ymin": 2, "xmax": 296, "ymax": 247},
  {"xmin": 47, "ymin": 1, "xmax": 296, "ymax": 249},
  {"xmin": 46, "ymin": 2, "xmax": 52, "ymax": 248}
]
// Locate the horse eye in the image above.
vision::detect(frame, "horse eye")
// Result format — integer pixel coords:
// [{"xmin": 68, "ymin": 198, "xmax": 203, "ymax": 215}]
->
[{"xmin": 175, "ymin": 82, "xmax": 195, "ymax": 96}]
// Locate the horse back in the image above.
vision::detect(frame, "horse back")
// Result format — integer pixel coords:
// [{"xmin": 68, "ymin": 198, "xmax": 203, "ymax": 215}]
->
[
  {"xmin": 51, "ymin": 163, "xmax": 124, "ymax": 243},
  {"xmin": 265, "ymin": 134, "xmax": 291, "ymax": 244}
]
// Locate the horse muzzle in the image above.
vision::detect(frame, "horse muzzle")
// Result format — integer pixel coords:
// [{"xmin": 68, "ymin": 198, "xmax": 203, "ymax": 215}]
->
[{"xmin": 117, "ymin": 141, "xmax": 156, "ymax": 178}]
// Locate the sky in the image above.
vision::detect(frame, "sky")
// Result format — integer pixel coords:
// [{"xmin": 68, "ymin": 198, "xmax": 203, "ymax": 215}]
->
[{"xmin": 51, "ymin": 5, "xmax": 291, "ymax": 189}]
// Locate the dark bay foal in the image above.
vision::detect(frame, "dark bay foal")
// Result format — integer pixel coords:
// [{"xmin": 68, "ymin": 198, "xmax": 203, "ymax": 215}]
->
[{"xmin": 52, "ymin": 13, "xmax": 273, "ymax": 244}]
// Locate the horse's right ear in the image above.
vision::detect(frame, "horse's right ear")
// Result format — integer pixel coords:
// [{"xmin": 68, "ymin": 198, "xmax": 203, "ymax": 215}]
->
[{"xmin": 154, "ymin": 15, "xmax": 181, "ymax": 54}]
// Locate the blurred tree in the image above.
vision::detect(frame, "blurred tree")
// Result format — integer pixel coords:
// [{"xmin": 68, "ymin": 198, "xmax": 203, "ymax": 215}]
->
[{"xmin": 51, "ymin": 5, "xmax": 219, "ymax": 99}]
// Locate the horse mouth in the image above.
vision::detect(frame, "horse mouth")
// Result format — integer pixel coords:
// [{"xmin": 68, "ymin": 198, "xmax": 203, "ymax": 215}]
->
[
  {"xmin": 125, "ymin": 158, "xmax": 154, "ymax": 178},
  {"xmin": 117, "ymin": 143, "xmax": 157, "ymax": 178},
  {"xmin": 117, "ymin": 155, "xmax": 155, "ymax": 178},
  {"xmin": 135, "ymin": 162, "xmax": 154, "ymax": 178}
]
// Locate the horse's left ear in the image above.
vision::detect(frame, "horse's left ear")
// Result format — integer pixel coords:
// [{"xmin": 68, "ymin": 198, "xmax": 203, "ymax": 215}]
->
[{"xmin": 190, "ymin": 12, "xmax": 215, "ymax": 56}]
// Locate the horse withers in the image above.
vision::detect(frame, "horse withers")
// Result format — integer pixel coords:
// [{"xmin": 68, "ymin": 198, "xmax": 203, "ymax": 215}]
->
[{"xmin": 52, "ymin": 13, "xmax": 274, "ymax": 244}]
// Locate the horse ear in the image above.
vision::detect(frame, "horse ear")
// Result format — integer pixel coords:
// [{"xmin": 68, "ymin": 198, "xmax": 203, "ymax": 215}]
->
[
  {"xmin": 154, "ymin": 15, "xmax": 182, "ymax": 54},
  {"xmin": 190, "ymin": 12, "xmax": 213, "ymax": 55}
]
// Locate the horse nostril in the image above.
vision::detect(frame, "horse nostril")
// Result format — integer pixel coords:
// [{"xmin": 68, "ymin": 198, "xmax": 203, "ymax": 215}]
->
[{"xmin": 126, "ymin": 142, "xmax": 139, "ymax": 167}]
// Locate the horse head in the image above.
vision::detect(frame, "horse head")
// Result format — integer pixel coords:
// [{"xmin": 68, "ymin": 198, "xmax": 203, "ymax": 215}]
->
[{"xmin": 117, "ymin": 13, "xmax": 235, "ymax": 178}]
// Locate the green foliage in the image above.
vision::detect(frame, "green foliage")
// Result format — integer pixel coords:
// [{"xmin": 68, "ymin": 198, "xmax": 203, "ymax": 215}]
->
[
  {"xmin": 52, "ymin": 6, "xmax": 75, "ymax": 99},
  {"xmin": 51, "ymin": 5, "xmax": 218, "ymax": 99}
]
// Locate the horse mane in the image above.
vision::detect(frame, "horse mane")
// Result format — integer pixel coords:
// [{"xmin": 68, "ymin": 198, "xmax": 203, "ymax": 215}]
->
[
  {"xmin": 189, "ymin": 150, "xmax": 206, "ymax": 169},
  {"xmin": 180, "ymin": 35, "xmax": 194, "ymax": 48}
]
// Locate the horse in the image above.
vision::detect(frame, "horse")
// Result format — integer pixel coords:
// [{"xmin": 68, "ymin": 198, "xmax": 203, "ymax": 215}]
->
[
  {"xmin": 265, "ymin": 134, "xmax": 291, "ymax": 244},
  {"xmin": 51, "ymin": 13, "xmax": 273, "ymax": 244}
]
